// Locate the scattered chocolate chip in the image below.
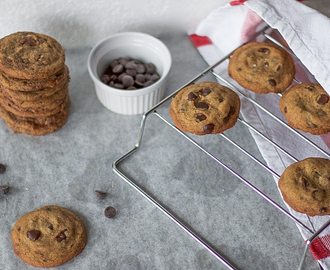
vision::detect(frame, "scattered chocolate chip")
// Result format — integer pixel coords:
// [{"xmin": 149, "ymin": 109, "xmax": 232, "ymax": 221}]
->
[
  {"xmin": 196, "ymin": 102, "xmax": 209, "ymax": 109},
  {"xmin": 56, "ymin": 229, "xmax": 67, "ymax": 242},
  {"xmin": 27, "ymin": 230, "xmax": 41, "ymax": 240},
  {"xmin": 264, "ymin": 61, "xmax": 269, "ymax": 67},
  {"xmin": 276, "ymin": 65, "xmax": 281, "ymax": 72},
  {"xmin": 258, "ymin": 48, "xmax": 270, "ymax": 53},
  {"xmin": 201, "ymin": 88, "xmax": 211, "ymax": 96},
  {"xmin": 268, "ymin": 79, "xmax": 277, "ymax": 86},
  {"xmin": 104, "ymin": 206, "xmax": 116, "ymax": 218},
  {"xmin": 196, "ymin": 113, "xmax": 207, "ymax": 121},
  {"xmin": 284, "ymin": 107, "xmax": 287, "ymax": 113},
  {"xmin": 317, "ymin": 94, "xmax": 329, "ymax": 105},
  {"xmin": 94, "ymin": 190, "xmax": 106, "ymax": 199},
  {"xmin": 188, "ymin": 92, "xmax": 197, "ymax": 101},
  {"xmin": 203, "ymin": 124, "xmax": 215, "ymax": 134},
  {"xmin": 48, "ymin": 224, "xmax": 54, "ymax": 230},
  {"xmin": 0, "ymin": 185, "xmax": 9, "ymax": 194},
  {"xmin": 0, "ymin": 163, "xmax": 6, "ymax": 174}
]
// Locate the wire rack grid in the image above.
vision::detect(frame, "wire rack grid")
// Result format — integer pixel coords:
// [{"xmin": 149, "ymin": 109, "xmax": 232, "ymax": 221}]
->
[{"xmin": 113, "ymin": 26, "xmax": 330, "ymax": 270}]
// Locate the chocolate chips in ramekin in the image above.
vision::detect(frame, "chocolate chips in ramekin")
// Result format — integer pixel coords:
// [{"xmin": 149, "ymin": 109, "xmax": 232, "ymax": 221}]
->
[{"xmin": 101, "ymin": 58, "xmax": 160, "ymax": 90}]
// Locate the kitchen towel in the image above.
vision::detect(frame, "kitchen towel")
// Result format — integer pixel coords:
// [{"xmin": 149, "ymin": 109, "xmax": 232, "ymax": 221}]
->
[{"xmin": 189, "ymin": 0, "xmax": 330, "ymax": 269}]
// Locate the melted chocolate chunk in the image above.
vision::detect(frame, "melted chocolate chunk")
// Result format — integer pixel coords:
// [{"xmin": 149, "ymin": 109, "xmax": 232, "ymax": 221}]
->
[
  {"xmin": 196, "ymin": 113, "xmax": 207, "ymax": 121},
  {"xmin": 268, "ymin": 79, "xmax": 277, "ymax": 86},
  {"xmin": 305, "ymin": 85, "xmax": 314, "ymax": 91},
  {"xmin": 201, "ymin": 88, "xmax": 211, "ymax": 96},
  {"xmin": 203, "ymin": 124, "xmax": 214, "ymax": 134},
  {"xmin": 56, "ymin": 229, "xmax": 67, "ymax": 242},
  {"xmin": 317, "ymin": 94, "xmax": 329, "ymax": 105},
  {"xmin": 187, "ymin": 92, "xmax": 197, "ymax": 101},
  {"xmin": 196, "ymin": 102, "xmax": 209, "ymax": 109},
  {"xmin": 320, "ymin": 207, "xmax": 328, "ymax": 214},
  {"xmin": 258, "ymin": 48, "xmax": 270, "ymax": 53},
  {"xmin": 27, "ymin": 230, "xmax": 41, "ymax": 241}
]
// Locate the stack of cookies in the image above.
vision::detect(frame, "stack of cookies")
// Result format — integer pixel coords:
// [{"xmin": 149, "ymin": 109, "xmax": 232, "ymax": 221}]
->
[{"xmin": 0, "ymin": 32, "xmax": 70, "ymax": 136}]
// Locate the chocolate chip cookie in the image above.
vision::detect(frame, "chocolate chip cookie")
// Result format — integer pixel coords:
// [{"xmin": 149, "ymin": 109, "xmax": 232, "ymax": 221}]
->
[
  {"xmin": 278, "ymin": 158, "xmax": 330, "ymax": 216},
  {"xmin": 169, "ymin": 81, "xmax": 240, "ymax": 135},
  {"xmin": 228, "ymin": 42, "xmax": 295, "ymax": 94},
  {"xmin": 0, "ymin": 32, "xmax": 65, "ymax": 80},
  {"xmin": 279, "ymin": 83, "xmax": 330, "ymax": 135},
  {"xmin": 11, "ymin": 205, "xmax": 86, "ymax": 267}
]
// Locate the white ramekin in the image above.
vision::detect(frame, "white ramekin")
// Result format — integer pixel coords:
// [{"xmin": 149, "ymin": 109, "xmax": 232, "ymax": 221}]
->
[{"xmin": 87, "ymin": 32, "xmax": 172, "ymax": 115}]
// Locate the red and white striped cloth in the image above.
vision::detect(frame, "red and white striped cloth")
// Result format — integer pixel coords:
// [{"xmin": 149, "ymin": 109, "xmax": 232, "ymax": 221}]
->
[{"xmin": 189, "ymin": 0, "xmax": 330, "ymax": 268}]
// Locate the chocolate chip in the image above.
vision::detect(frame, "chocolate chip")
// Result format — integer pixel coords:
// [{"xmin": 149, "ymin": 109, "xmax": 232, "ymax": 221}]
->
[
  {"xmin": 223, "ymin": 116, "xmax": 230, "ymax": 123},
  {"xmin": 268, "ymin": 79, "xmax": 277, "ymax": 86},
  {"xmin": 201, "ymin": 88, "xmax": 211, "ymax": 96},
  {"xmin": 145, "ymin": 63, "xmax": 156, "ymax": 74},
  {"xmin": 203, "ymin": 124, "xmax": 214, "ymax": 134},
  {"xmin": 102, "ymin": 58, "xmax": 160, "ymax": 90},
  {"xmin": 101, "ymin": 74, "xmax": 111, "ymax": 84},
  {"xmin": 104, "ymin": 206, "xmax": 116, "ymax": 218},
  {"xmin": 0, "ymin": 163, "xmax": 6, "ymax": 174},
  {"xmin": 112, "ymin": 64, "xmax": 124, "ymax": 74},
  {"xmin": 188, "ymin": 92, "xmax": 197, "ymax": 101},
  {"xmin": 305, "ymin": 85, "xmax": 314, "ymax": 91},
  {"xmin": 264, "ymin": 61, "xmax": 269, "ymax": 67},
  {"xmin": 258, "ymin": 48, "xmax": 270, "ymax": 53},
  {"xmin": 300, "ymin": 178, "xmax": 308, "ymax": 187},
  {"xmin": 122, "ymin": 75, "xmax": 134, "ymax": 88},
  {"xmin": 0, "ymin": 185, "xmax": 9, "ymax": 194},
  {"xmin": 276, "ymin": 65, "xmax": 281, "ymax": 72},
  {"xmin": 94, "ymin": 190, "xmax": 106, "ymax": 199},
  {"xmin": 48, "ymin": 224, "xmax": 54, "ymax": 230},
  {"xmin": 320, "ymin": 207, "xmax": 328, "ymax": 214},
  {"xmin": 27, "ymin": 230, "xmax": 41, "ymax": 240},
  {"xmin": 136, "ymin": 64, "xmax": 146, "ymax": 74},
  {"xmin": 196, "ymin": 102, "xmax": 209, "ymax": 109},
  {"xmin": 284, "ymin": 107, "xmax": 287, "ymax": 113},
  {"xmin": 229, "ymin": 106, "xmax": 235, "ymax": 116},
  {"xmin": 196, "ymin": 113, "xmax": 207, "ymax": 121},
  {"xmin": 56, "ymin": 229, "xmax": 67, "ymax": 242},
  {"xmin": 317, "ymin": 94, "xmax": 329, "ymax": 105}
]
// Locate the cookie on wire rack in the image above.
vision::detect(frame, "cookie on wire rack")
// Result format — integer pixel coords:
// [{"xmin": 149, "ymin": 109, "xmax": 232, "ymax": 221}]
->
[
  {"xmin": 228, "ymin": 42, "xmax": 295, "ymax": 94},
  {"xmin": 169, "ymin": 81, "xmax": 240, "ymax": 135},
  {"xmin": 279, "ymin": 82, "xmax": 330, "ymax": 135},
  {"xmin": 278, "ymin": 158, "xmax": 330, "ymax": 216}
]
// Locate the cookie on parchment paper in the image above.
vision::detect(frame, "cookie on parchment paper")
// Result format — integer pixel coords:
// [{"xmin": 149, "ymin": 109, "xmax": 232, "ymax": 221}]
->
[
  {"xmin": 228, "ymin": 42, "xmax": 295, "ymax": 94},
  {"xmin": 169, "ymin": 81, "xmax": 240, "ymax": 135},
  {"xmin": 11, "ymin": 205, "xmax": 86, "ymax": 267}
]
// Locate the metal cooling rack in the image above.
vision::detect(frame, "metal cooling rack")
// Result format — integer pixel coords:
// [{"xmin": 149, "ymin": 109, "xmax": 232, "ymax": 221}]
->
[{"xmin": 113, "ymin": 25, "xmax": 330, "ymax": 270}]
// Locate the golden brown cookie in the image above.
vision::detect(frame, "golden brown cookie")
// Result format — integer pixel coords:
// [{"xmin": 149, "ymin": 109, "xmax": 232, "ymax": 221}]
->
[
  {"xmin": 279, "ymin": 83, "xmax": 330, "ymax": 135},
  {"xmin": 0, "ymin": 65, "xmax": 69, "ymax": 92},
  {"xmin": 169, "ymin": 81, "xmax": 240, "ymax": 135},
  {"xmin": 11, "ymin": 205, "xmax": 86, "ymax": 267},
  {"xmin": 278, "ymin": 158, "xmax": 330, "ymax": 216},
  {"xmin": 0, "ymin": 32, "xmax": 65, "ymax": 79},
  {"xmin": 228, "ymin": 42, "xmax": 295, "ymax": 94},
  {"xmin": 0, "ymin": 98, "xmax": 70, "ymax": 136},
  {"xmin": 0, "ymin": 89, "xmax": 69, "ymax": 118}
]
